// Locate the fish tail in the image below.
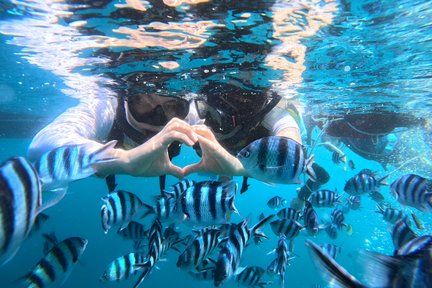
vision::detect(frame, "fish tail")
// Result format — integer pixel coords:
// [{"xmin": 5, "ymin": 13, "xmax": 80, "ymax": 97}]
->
[
  {"xmin": 89, "ymin": 140, "xmax": 119, "ymax": 164},
  {"xmin": 133, "ymin": 261, "xmax": 152, "ymax": 288},
  {"xmin": 378, "ymin": 174, "xmax": 389, "ymax": 186},
  {"xmin": 140, "ymin": 203, "xmax": 155, "ymax": 219},
  {"xmin": 305, "ymin": 155, "xmax": 317, "ymax": 182},
  {"xmin": 251, "ymin": 214, "xmax": 274, "ymax": 244},
  {"xmin": 305, "ymin": 240, "xmax": 366, "ymax": 288}
]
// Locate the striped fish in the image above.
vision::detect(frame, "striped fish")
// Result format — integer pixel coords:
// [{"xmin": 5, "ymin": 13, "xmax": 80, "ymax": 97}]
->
[
  {"xmin": 101, "ymin": 190, "xmax": 146, "ymax": 234},
  {"xmin": 308, "ymin": 237, "xmax": 432, "ymax": 288},
  {"xmin": 214, "ymin": 215, "xmax": 274, "ymax": 287},
  {"xmin": 142, "ymin": 195, "xmax": 179, "ymax": 222},
  {"xmin": 117, "ymin": 221, "xmax": 148, "ymax": 241},
  {"xmin": 308, "ymin": 190, "xmax": 342, "ymax": 207},
  {"xmin": 133, "ymin": 219, "xmax": 182, "ymax": 288},
  {"xmin": 267, "ymin": 196, "xmax": 287, "ymax": 209},
  {"xmin": 0, "ymin": 157, "xmax": 43, "ymax": 265},
  {"xmin": 277, "ymin": 207, "xmax": 300, "ymax": 220},
  {"xmin": 269, "ymin": 219, "xmax": 304, "ymax": 240},
  {"xmin": 395, "ymin": 235, "xmax": 432, "ymax": 256},
  {"xmin": 180, "ymin": 180, "xmax": 239, "ymax": 226},
  {"xmin": 236, "ymin": 266, "xmax": 271, "ymax": 288},
  {"xmin": 346, "ymin": 196, "xmax": 361, "ymax": 210},
  {"xmin": 320, "ymin": 243, "xmax": 341, "ymax": 260},
  {"xmin": 391, "ymin": 219, "xmax": 417, "ymax": 251},
  {"xmin": 237, "ymin": 136, "xmax": 316, "ymax": 184},
  {"xmin": 33, "ymin": 141, "xmax": 117, "ymax": 191},
  {"xmin": 391, "ymin": 174, "xmax": 432, "ymax": 212},
  {"xmin": 330, "ymin": 209, "xmax": 345, "ymax": 229},
  {"xmin": 375, "ymin": 204, "xmax": 406, "ymax": 224},
  {"xmin": 163, "ymin": 179, "xmax": 196, "ymax": 199},
  {"xmin": 344, "ymin": 171, "xmax": 388, "ymax": 196},
  {"xmin": 23, "ymin": 237, "xmax": 88, "ymax": 287},
  {"xmin": 325, "ymin": 224, "xmax": 338, "ymax": 239},
  {"xmin": 100, "ymin": 252, "xmax": 146, "ymax": 282},
  {"xmin": 177, "ymin": 228, "xmax": 223, "ymax": 272},
  {"xmin": 306, "ymin": 240, "xmax": 366, "ymax": 288},
  {"xmin": 267, "ymin": 235, "xmax": 293, "ymax": 287},
  {"xmin": 303, "ymin": 201, "xmax": 320, "ymax": 236}
]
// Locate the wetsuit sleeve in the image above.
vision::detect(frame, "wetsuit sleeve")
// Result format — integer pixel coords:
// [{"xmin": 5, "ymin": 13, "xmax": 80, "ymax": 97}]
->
[{"xmin": 27, "ymin": 97, "xmax": 118, "ymax": 161}]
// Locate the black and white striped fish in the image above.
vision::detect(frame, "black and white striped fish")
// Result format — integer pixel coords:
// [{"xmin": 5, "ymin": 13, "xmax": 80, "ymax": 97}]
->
[
  {"xmin": 269, "ymin": 219, "xmax": 304, "ymax": 240},
  {"xmin": 117, "ymin": 221, "xmax": 148, "ymax": 241},
  {"xmin": 214, "ymin": 215, "xmax": 274, "ymax": 287},
  {"xmin": 33, "ymin": 141, "xmax": 117, "ymax": 192},
  {"xmin": 306, "ymin": 239, "xmax": 366, "ymax": 288},
  {"xmin": 391, "ymin": 219, "xmax": 417, "ymax": 251},
  {"xmin": 101, "ymin": 190, "xmax": 146, "ymax": 234},
  {"xmin": 236, "ymin": 266, "xmax": 271, "ymax": 288},
  {"xmin": 308, "ymin": 190, "xmax": 342, "ymax": 207},
  {"xmin": 100, "ymin": 252, "xmax": 146, "ymax": 282},
  {"xmin": 163, "ymin": 179, "xmax": 196, "ymax": 199},
  {"xmin": 308, "ymin": 235, "xmax": 432, "ymax": 288},
  {"xmin": 375, "ymin": 204, "xmax": 406, "ymax": 224},
  {"xmin": 267, "ymin": 235, "xmax": 293, "ymax": 287},
  {"xmin": 23, "ymin": 237, "xmax": 88, "ymax": 287},
  {"xmin": 277, "ymin": 207, "xmax": 300, "ymax": 220},
  {"xmin": 267, "ymin": 196, "xmax": 287, "ymax": 209},
  {"xmin": 330, "ymin": 208, "xmax": 345, "ymax": 229},
  {"xmin": 303, "ymin": 201, "xmax": 320, "ymax": 236},
  {"xmin": 237, "ymin": 136, "xmax": 316, "ymax": 184},
  {"xmin": 133, "ymin": 219, "xmax": 182, "ymax": 288},
  {"xmin": 325, "ymin": 224, "xmax": 338, "ymax": 239},
  {"xmin": 395, "ymin": 235, "xmax": 432, "ymax": 256},
  {"xmin": 0, "ymin": 157, "xmax": 43, "ymax": 265},
  {"xmin": 344, "ymin": 170, "xmax": 388, "ymax": 196},
  {"xmin": 319, "ymin": 243, "xmax": 341, "ymax": 260},
  {"xmin": 142, "ymin": 195, "xmax": 179, "ymax": 222},
  {"xmin": 391, "ymin": 174, "xmax": 432, "ymax": 212},
  {"xmin": 346, "ymin": 195, "xmax": 361, "ymax": 210},
  {"xmin": 177, "ymin": 228, "xmax": 223, "ymax": 272},
  {"xmin": 180, "ymin": 180, "xmax": 239, "ymax": 225}
]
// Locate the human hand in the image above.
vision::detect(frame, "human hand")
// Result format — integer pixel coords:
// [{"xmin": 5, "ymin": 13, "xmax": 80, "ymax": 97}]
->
[
  {"xmin": 183, "ymin": 125, "xmax": 247, "ymax": 177},
  {"xmin": 95, "ymin": 118, "xmax": 197, "ymax": 178}
]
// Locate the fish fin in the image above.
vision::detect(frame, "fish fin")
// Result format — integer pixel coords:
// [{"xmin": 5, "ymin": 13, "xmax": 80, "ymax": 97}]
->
[
  {"xmin": 305, "ymin": 240, "xmax": 365, "ymax": 288},
  {"xmin": 133, "ymin": 262, "xmax": 153, "ymax": 288},
  {"xmin": 234, "ymin": 266, "xmax": 246, "ymax": 276},
  {"xmin": 251, "ymin": 214, "xmax": 274, "ymax": 244},
  {"xmin": 140, "ymin": 203, "xmax": 155, "ymax": 219},
  {"xmin": 42, "ymin": 232, "xmax": 58, "ymax": 254},
  {"xmin": 38, "ymin": 187, "xmax": 68, "ymax": 213},
  {"xmin": 266, "ymin": 249, "xmax": 276, "ymax": 255},
  {"xmin": 305, "ymin": 155, "xmax": 317, "ymax": 182},
  {"xmin": 89, "ymin": 140, "xmax": 118, "ymax": 163},
  {"xmin": 229, "ymin": 197, "xmax": 241, "ymax": 217},
  {"xmin": 240, "ymin": 176, "xmax": 250, "ymax": 194},
  {"xmin": 119, "ymin": 222, "xmax": 130, "ymax": 231},
  {"xmin": 378, "ymin": 175, "xmax": 389, "ymax": 186}
]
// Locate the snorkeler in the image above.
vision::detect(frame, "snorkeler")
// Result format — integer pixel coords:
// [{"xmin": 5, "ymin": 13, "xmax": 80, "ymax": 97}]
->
[{"xmin": 306, "ymin": 111, "xmax": 426, "ymax": 166}]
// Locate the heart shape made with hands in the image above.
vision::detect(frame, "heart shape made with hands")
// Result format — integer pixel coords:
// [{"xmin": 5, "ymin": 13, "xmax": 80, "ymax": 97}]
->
[{"xmin": 152, "ymin": 120, "xmax": 243, "ymax": 179}]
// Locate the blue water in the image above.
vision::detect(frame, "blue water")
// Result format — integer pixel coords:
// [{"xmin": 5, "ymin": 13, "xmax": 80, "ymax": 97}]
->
[{"xmin": 0, "ymin": 0, "xmax": 432, "ymax": 287}]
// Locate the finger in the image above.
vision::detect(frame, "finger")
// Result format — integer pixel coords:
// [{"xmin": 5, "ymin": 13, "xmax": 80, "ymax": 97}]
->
[
  {"xmin": 165, "ymin": 118, "xmax": 198, "ymax": 143},
  {"xmin": 162, "ymin": 130, "xmax": 197, "ymax": 147},
  {"xmin": 183, "ymin": 161, "xmax": 206, "ymax": 176},
  {"xmin": 196, "ymin": 134, "xmax": 220, "ymax": 152},
  {"xmin": 166, "ymin": 163, "xmax": 184, "ymax": 179},
  {"xmin": 193, "ymin": 125, "xmax": 217, "ymax": 142}
]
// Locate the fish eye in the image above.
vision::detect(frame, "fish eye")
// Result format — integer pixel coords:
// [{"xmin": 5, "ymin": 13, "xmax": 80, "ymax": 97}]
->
[{"xmin": 243, "ymin": 150, "xmax": 250, "ymax": 158}]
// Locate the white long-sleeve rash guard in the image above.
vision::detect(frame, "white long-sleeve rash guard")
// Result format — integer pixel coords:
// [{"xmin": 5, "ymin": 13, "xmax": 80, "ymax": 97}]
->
[{"xmin": 27, "ymin": 97, "xmax": 300, "ymax": 160}]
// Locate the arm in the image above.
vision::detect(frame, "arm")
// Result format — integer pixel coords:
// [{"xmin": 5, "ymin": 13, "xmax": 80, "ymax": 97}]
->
[
  {"xmin": 28, "ymin": 98, "xmax": 197, "ymax": 178},
  {"xmin": 27, "ymin": 97, "xmax": 118, "ymax": 161}
]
